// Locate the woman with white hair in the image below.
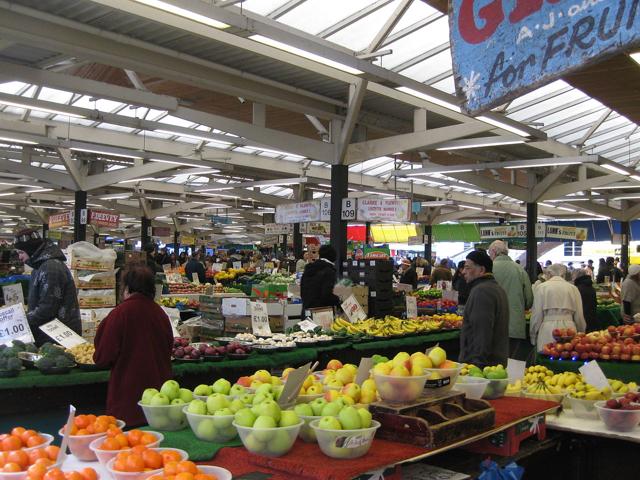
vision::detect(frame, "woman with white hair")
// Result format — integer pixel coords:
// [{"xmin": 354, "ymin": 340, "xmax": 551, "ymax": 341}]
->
[{"xmin": 530, "ymin": 263, "xmax": 586, "ymax": 351}]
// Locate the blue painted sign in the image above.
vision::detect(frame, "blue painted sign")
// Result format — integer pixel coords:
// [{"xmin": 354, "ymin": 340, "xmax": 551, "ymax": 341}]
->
[
  {"xmin": 450, "ymin": 0, "xmax": 640, "ymax": 115},
  {"xmin": 211, "ymin": 215, "xmax": 232, "ymax": 225}
]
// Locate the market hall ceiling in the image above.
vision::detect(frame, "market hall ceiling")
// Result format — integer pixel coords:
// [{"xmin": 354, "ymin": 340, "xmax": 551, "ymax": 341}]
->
[{"xmin": 0, "ymin": 0, "xmax": 637, "ymax": 238}]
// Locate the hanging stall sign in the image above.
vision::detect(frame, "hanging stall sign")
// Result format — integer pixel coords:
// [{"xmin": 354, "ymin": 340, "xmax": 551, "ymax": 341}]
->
[
  {"xmin": 211, "ymin": 215, "xmax": 232, "ymax": 225},
  {"xmin": 450, "ymin": 1, "xmax": 640, "ymax": 115},
  {"xmin": 300, "ymin": 222, "xmax": 330, "ymax": 235},
  {"xmin": 275, "ymin": 201, "xmax": 320, "ymax": 224},
  {"xmin": 479, "ymin": 225, "xmax": 518, "ymax": 239},
  {"xmin": 546, "ymin": 225, "xmax": 588, "ymax": 241},
  {"xmin": 48, "ymin": 210, "xmax": 73, "ymax": 229},
  {"xmin": 357, "ymin": 198, "xmax": 411, "ymax": 222},
  {"xmin": 88, "ymin": 210, "xmax": 119, "ymax": 228},
  {"xmin": 320, "ymin": 198, "xmax": 331, "ymax": 221},
  {"xmin": 180, "ymin": 234, "xmax": 196, "ymax": 245},
  {"xmin": 152, "ymin": 227, "xmax": 172, "ymax": 237},
  {"xmin": 408, "ymin": 235, "xmax": 424, "ymax": 246},
  {"xmin": 264, "ymin": 223, "xmax": 293, "ymax": 235}
]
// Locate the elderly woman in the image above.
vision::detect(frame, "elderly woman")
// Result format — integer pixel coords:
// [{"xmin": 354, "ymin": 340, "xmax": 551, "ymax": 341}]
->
[
  {"xmin": 573, "ymin": 268, "xmax": 598, "ymax": 332},
  {"xmin": 530, "ymin": 263, "xmax": 586, "ymax": 351}
]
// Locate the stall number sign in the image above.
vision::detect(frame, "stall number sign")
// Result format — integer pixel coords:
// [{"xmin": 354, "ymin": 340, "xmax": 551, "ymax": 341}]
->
[
  {"xmin": 39, "ymin": 319, "xmax": 87, "ymax": 349},
  {"xmin": 341, "ymin": 295, "xmax": 367, "ymax": 323},
  {"xmin": 2, "ymin": 284, "xmax": 24, "ymax": 306},
  {"xmin": 341, "ymin": 198, "xmax": 356, "ymax": 221},
  {"xmin": 406, "ymin": 296, "xmax": 418, "ymax": 319},
  {"xmin": 251, "ymin": 301, "xmax": 272, "ymax": 336},
  {"xmin": 0, "ymin": 303, "xmax": 34, "ymax": 346}
]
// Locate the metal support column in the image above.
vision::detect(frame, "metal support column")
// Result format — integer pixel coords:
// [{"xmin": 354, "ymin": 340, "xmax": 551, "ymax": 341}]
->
[
  {"xmin": 526, "ymin": 202, "xmax": 538, "ymax": 283},
  {"xmin": 365, "ymin": 222, "xmax": 371, "ymax": 246},
  {"xmin": 141, "ymin": 217, "xmax": 151, "ymax": 248},
  {"xmin": 73, "ymin": 190, "xmax": 87, "ymax": 243},
  {"xmin": 281, "ymin": 234, "xmax": 288, "ymax": 257},
  {"xmin": 293, "ymin": 224, "xmax": 303, "ymax": 259},
  {"xmin": 330, "ymin": 164, "xmax": 348, "ymax": 269},
  {"xmin": 424, "ymin": 224, "xmax": 432, "ymax": 269},
  {"xmin": 42, "ymin": 223, "xmax": 48, "ymax": 240},
  {"xmin": 174, "ymin": 230, "xmax": 180, "ymax": 254},
  {"xmin": 93, "ymin": 232, "xmax": 99, "ymax": 246},
  {"xmin": 621, "ymin": 221, "xmax": 630, "ymax": 275}
]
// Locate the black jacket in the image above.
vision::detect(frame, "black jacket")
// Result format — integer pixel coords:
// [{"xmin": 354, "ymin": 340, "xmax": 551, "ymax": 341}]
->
[
  {"xmin": 452, "ymin": 274, "xmax": 470, "ymax": 304},
  {"xmin": 574, "ymin": 275, "xmax": 598, "ymax": 331},
  {"xmin": 300, "ymin": 259, "xmax": 340, "ymax": 313},
  {"xmin": 26, "ymin": 241, "xmax": 81, "ymax": 346},
  {"xmin": 399, "ymin": 266, "xmax": 418, "ymax": 289},
  {"xmin": 185, "ymin": 259, "xmax": 206, "ymax": 284},
  {"xmin": 596, "ymin": 265, "xmax": 623, "ymax": 284}
]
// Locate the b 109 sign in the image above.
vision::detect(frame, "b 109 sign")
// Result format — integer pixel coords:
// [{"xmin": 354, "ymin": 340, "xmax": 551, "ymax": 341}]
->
[{"xmin": 450, "ymin": 0, "xmax": 640, "ymax": 114}]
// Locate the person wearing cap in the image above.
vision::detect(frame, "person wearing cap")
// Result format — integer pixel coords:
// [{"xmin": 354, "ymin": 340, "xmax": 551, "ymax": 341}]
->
[
  {"xmin": 621, "ymin": 264, "xmax": 640, "ymax": 324},
  {"xmin": 14, "ymin": 225, "xmax": 81, "ymax": 346},
  {"xmin": 530, "ymin": 263, "xmax": 585, "ymax": 352},
  {"xmin": 459, "ymin": 250, "xmax": 509, "ymax": 368},
  {"xmin": 398, "ymin": 258, "xmax": 418, "ymax": 290},
  {"xmin": 300, "ymin": 245, "xmax": 340, "ymax": 314}
]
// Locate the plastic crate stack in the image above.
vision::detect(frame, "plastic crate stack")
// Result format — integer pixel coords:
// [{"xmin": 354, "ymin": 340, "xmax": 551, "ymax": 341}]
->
[{"xmin": 342, "ymin": 259, "xmax": 393, "ymax": 317}]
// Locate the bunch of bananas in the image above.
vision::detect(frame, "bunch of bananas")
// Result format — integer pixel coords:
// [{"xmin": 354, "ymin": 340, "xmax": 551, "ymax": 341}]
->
[
  {"xmin": 546, "ymin": 371, "xmax": 580, "ymax": 389},
  {"xmin": 506, "ymin": 379, "xmax": 522, "ymax": 394},
  {"xmin": 330, "ymin": 316, "xmax": 443, "ymax": 337},
  {"xmin": 526, "ymin": 381, "xmax": 562, "ymax": 395},
  {"xmin": 566, "ymin": 381, "xmax": 611, "ymax": 400},
  {"xmin": 609, "ymin": 378, "xmax": 638, "ymax": 394},
  {"xmin": 522, "ymin": 365, "xmax": 554, "ymax": 384}
]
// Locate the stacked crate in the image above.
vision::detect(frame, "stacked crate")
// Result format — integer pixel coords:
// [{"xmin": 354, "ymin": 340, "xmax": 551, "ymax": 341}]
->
[
  {"xmin": 342, "ymin": 259, "xmax": 393, "ymax": 317},
  {"xmin": 198, "ymin": 295, "xmax": 226, "ymax": 336}
]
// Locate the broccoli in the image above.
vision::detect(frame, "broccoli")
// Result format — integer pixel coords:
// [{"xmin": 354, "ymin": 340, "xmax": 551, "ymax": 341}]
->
[
  {"xmin": 25, "ymin": 343, "xmax": 37, "ymax": 353},
  {"xmin": 1, "ymin": 346, "xmax": 18, "ymax": 358},
  {"xmin": 55, "ymin": 356, "xmax": 74, "ymax": 368},
  {"xmin": 39, "ymin": 342, "xmax": 58, "ymax": 355},
  {"xmin": 11, "ymin": 339, "xmax": 25, "ymax": 351},
  {"xmin": 6, "ymin": 357, "xmax": 22, "ymax": 371},
  {"xmin": 0, "ymin": 358, "xmax": 7, "ymax": 370},
  {"xmin": 35, "ymin": 356, "xmax": 56, "ymax": 369}
]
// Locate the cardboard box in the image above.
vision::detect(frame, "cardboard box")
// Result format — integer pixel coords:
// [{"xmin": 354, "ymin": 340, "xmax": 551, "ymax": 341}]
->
[
  {"xmin": 222, "ymin": 298, "xmax": 250, "ymax": 316},
  {"xmin": 252, "ymin": 283, "xmax": 287, "ymax": 298},
  {"xmin": 73, "ymin": 270, "xmax": 116, "ymax": 289},
  {"xmin": 223, "ymin": 315, "xmax": 284, "ymax": 334}
]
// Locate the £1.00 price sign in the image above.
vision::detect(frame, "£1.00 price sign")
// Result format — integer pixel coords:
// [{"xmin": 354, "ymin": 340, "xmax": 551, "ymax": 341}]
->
[
  {"xmin": 0, "ymin": 303, "xmax": 34, "ymax": 346},
  {"xmin": 251, "ymin": 301, "xmax": 272, "ymax": 337},
  {"xmin": 39, "ymin": 319, "xmax": 87, "ymax": 349}
]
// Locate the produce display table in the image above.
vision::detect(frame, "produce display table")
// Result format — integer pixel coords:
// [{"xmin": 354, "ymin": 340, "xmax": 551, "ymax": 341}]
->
[
  {"xmin": 536, "ymin": 354, "xmax": 639, "ymax": 382},
  {"xmin": 546, "ymin": 409, "xmax": 640, "ymax": 443}
]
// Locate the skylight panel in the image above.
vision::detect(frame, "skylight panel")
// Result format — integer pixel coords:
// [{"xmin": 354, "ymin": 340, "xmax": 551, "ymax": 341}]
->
[{"xmin": 280, "ymin": 0, "xmax": 379, "ymax": 37}]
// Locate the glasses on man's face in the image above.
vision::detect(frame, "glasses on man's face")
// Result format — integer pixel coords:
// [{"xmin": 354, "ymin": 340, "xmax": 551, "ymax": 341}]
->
[{"xmin": 463, "ymin": 263, "xmax": 478, "ymax": 270}]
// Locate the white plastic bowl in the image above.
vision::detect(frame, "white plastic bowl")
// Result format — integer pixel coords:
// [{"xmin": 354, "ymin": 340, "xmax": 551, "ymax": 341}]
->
[
  {"xmin": 0, "ymin": 462, "xmax": 60, "ymax": 480},
  {"xmin": 482, "ymin": 378, "xmax": 510, "ymax": 400},
  {"xmin": 58, "ymin": 420, "xmax": 126, "ymax": 461},
  {"xmin": 423, "ymin": 363, "xmax": 462, "ymax": 396},
  {"xmin": 566, "ymin": 396, "xmax": 600, "ymax": 420},
  {"xmin": 595, "ymin": 401, "xmax": 640, "ymax": 432},
  {"xmin": 454, "ymin": 377, "xmax": 489, "ymax": 400},
  {"xmin": 195, "ymin": 466, "xmax": 232, "ymax": 480},
  {"xmin": 296, "ymin": 393, "xmax": 324, "ymax": 404},
  {"xmin": 105, "ymin": 448, "xmax": 188, "ymax": 480},
  {"xmin": 183, "ymin": 407, "xmax": 238, "ymax": 442},
  {"xmin": 309, "ymin": 419, "xmax": 381, "ymax": 459},
  {"xmin": 372, "ymin": 373, "xmax": 427, "ymax": 404},
  {"xmin": 298, "ymin": 414, "xmax": 321, "ymax": 443},
  {"xmin": 137, "ymin": 402, "xmax": 187, "ymax": 431},
  {"xmin": 21, "ymin": 433, "xmax": 54, "ymax": 453},
  {"xmin": 88, "ymin": 431, "xmax": 164, "ymax": 467},
  {"xmin": 233, "ymin": 420, "xmax": 303, "ymax": 457}
]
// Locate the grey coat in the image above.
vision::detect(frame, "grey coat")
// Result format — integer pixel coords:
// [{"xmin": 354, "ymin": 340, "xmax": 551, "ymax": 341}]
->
[
  {"xmin": 26, "ymin": 241, "xmax": 81, "ymax": 345},
  {"xmin": 459, "ymin": 275, "xmax": 509, "ymax": 368}
]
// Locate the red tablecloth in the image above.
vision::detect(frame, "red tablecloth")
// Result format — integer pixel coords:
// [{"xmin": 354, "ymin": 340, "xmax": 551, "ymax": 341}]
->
[{"xmin": 201, "ymin": 397, "xmax": 558, "ymax": 480}]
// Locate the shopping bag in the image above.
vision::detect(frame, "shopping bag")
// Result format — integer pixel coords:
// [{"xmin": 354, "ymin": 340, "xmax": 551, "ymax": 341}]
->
[{"xmin": 478, "ymin": 459, "xmax": 524, "ymax": 480}]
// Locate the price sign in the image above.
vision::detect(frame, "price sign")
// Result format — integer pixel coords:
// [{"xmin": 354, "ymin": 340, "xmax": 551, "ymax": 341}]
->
[
  {"xmin": 2, "ymin": 284, "xmax": 24, "ymax": 306},
  {"xmin": 507, "ymin": 358, "xmax": 526, "ymax": 382},
  {"xmin": 39, "ymin": 319, "xmax": 87, "ymax": 349},
  {"xmin": 341, "ymin": 294, "xmax": 367, "ymax": 323},
  {"xmin": 278, "ymin": 362, "xmax": 312, "ymax": 407},
  {"xmin": 579, "ymin": 360, "xmax": 609, "ymax": 390},
  {"xmin": 233, "ymin": 261, "xmax": 242, "ymax": 270},
  {"xmin": 191, "ymin": 273, "xmax": 200, "ymax": 285},
  {"xmin": 406, "ymin": 296, "xmax": 418, "ymax": 319},
  {"xmin": 251, "ymin": 301, "xmax": 272, "ymax": 337},
  {"xmin": 59, "ymin": 404, "xmax": 76, "ymax": 462},
  {"xmin": 297, "ymin": 319, "xmax": 319, "ymax": 332},
  {"xmin": 0, "ymin": 304, "xmax": 34, "ymax": 346},
  {"xmin": 310, "ymin": 307, "xmax": 334, "ymax": 330},
  {"xmin": 256, "ymin": 267, "xmax": 262, "ymax": 274},
  {"xmin": 166, "ymin": 273, "xmax": 182, "ymax": 283},
  {"xmin": 341, "ymin": 198, "xmax": 356, "ymax": 221},
  {"xmin": 355, "ymin": 357, "xmax": 374, "ymax": 386}
]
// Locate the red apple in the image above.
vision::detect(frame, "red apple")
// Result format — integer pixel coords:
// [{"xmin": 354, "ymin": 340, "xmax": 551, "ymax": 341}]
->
[
  {"xmin": 560, "ymin": 351, "xmax": 571, "ymax": 359},
  {"xmin": 611, "ymin": 353, "xmax": 621, "ymax": 361},
  {"xmin": 552, "ymin": 328, "xmax": 562, "ymax": 337},
  {"xmin": 564, "ymin": 342, "xmax": 573, "ymax": 351},
  {"xmin": 592, "ymin": 343, "xmax": 602, "ymax": 353},
  {"xmin": 612, "ymin": 345, "xmax": 622, "ymax": 356},
  {"xmin": 575, "ymin": 344, "xmax": 586, "ymax": 354},
  {"xmin": 579, "ymin": 352, "xmax": 590, "ymax": 360},
  {"xmin": 623, "ymin": 337, "xmax": 635, "ymax": 345},
  {"xmin": 601, "ymin": 345, "xmax": 612, "ymax": 355},
  {"xmin": 589, "ymin": 352, "xmax": 599, "ymax": 360},
  {"xmin": 600, "ymin": 354, "xmax": 611, "ymax": 360},
  {"xmin": 566, "ymin": 328, "xmax": 576, "ymax": 337},
  {"xmin": 622, "ymin": 345, "xmax": 632, "ymax": 356},
  {"xmin": 608, "ymin": 326, "xmax": 617, "ymax": 334},
  {"xmin": 620, "ymin": 353, "xmax": 631, "ymax": 362},
  {"xmin": 632, "ymin": 345, "xmax": 640, "ymax": 356}
]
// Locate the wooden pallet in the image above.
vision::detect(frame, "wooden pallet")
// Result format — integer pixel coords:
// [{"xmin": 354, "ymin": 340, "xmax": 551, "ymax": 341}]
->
[{"xmin": 369, "ymin": 391, "xmax": 495, "ymax": 449}]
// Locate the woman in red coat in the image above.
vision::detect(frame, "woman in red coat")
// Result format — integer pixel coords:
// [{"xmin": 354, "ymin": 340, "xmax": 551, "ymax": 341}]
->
[{"xmin": 94, "ymin": 263, "xmax": 173, "ymax": 426}]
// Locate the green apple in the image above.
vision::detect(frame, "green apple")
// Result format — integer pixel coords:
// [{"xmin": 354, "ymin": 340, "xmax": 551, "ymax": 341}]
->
[
  {"xmin": 169, "ymin": 403, "xmax": 186, "ymax": 423},
  {"xmin": 338, "ymin": 406, "xmax": 362, "ymax": 430},
  {"xmin": 187, "ymin": 399, "xmax": 207, "ymax": 415},
  {"xmin": 318, "ymin": 416, "xmax": 342, "ymax": 430},
  {"xmin": 272, "ymin": 385, "xmax": 284, "ymax": 401},
  {"xmin": 254, "ymin": 369, "xmax": 271, "ymax": 384},
  {"xmin": 213, "ymin": 408, "xmax": 234, "ymax": 428},
  {"xmin": 306, "ymin": 384, "xmax": 323, "ymax": 395},
  {"xmin": 255, "ymin": 383, "xmax": 274, "ymax": 396},
  {"xmin": 240, "ymin": 393, "xmax": 255, "ymax": 404},
  {"xmin": 160, "ymin": 380, "xmax": 180, "ymax": 400},
  {"xmin": 195, "ymin": 418, "xmax": 218, "ymax": 441},
  {"xmin": 229, "ymin": 398, "xmax": 246, "ymax": 414},
  {"xmin": 253, "ymin": 399, "xmax": 281, "ymax": 423},
  {"xmin": 293, "ymin": 403, "xmax": 314, "ymax": 417},
  {"xmin": 140, "ymin": 388, "xmax": 159, "ymax": 405},
  {"xmin": 171, "ymin": 398, "xmax": 185, "ymax": 405},
  {"xmin": 219, "ymin": 425, "xmax": 238, "ymax": 441},
  {"xmin": 253, "ymin": 415, "xmax": 277, "ymax": 442},
  {"xmin": 268, "ymin": 429, "xmax": 293, "ymax": 456},
  {"xmin": 271, "ymin": 376, "xmax": 282, "ymax": 386},
  {"xmin": 310, "ymin": 398, "xmax": 327, "ymax": 416},
  {"xmin": 206, "ymin": 393, "xmax": 230, "ymax": 414},
  {"xmin": 326, "ymin": 378, "xmax": 344, "ymax": 389},
  {"xmin": 357, "ymin": 408, "xmax": 372, "ymax": 429},
  {"xmin": 252, "ymin": 392, "xmax": 274, "ymax": 405},
  {"xmin": 279, "ymin": 410, "xmax": 300, "ymax": 427},
  {"xmin": 179, "ymin": 388, "xmax": 194, "ymax": 403},
  {"xmin": 150, "ymin": 393, "xmax": 170, "ymax": 406},
  {"xmin": 229, "ymin": 384, "xmax": 246, "ymax": 397},
  {"xmin": 320, "ymin": 402, "xmax": 342, "ymax": 417},
  {"xmin": 234, "ymin": 408, "xmax": 256, "ymax": 428},
  {"xmin": 193, "ymin": 384, "xmax": 213, "ymax": 397},
  {"xmin": 212, "ymin": 378, "xmax": 231, "ymax": 395},
  {"xmin": 250, "ymin": 380, "xmax": 264, "ymax": 390},
  {"xmin": 243, "ymin": 432, "xmax": 266, "ymax": 453}
]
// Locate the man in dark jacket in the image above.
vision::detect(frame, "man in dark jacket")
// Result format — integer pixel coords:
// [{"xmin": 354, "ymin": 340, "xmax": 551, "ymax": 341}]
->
[
  {"xmin": 301, "ymin": 245, "xmax": 340, "ymax": 314},
  {"xmin": 14, "ymin": 226, "xmax": 81, "ymax": 346},
  {"xmin": 459, "ymin": 250, "xmax": 509, "ymax": 368},
  {"xmin": 596, "ymin": 256, "xmax": 623, "ymax": 284},
  {"xmin": 185, "ymin": 251, "xmax": 206, "ymax": 284},
  {"xmin": 573, "ymin": 269, "xmax": 598, "ymax": 331},
  {"xmin": 399, "ymin": 258, "xmax": 418, "ymax": 289}
]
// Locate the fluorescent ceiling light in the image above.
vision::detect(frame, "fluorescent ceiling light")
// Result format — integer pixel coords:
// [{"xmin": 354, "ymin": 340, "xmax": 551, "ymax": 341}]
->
[
  {"xmin": 250, "ymin": 35, "xmax": 362, "ymax": 75},
  {"xmin": 25, "ymin": 189, "xmax": 53, "ymax": 193},
  {"xmin": 504, "ymin": 161, "xmax": 579, "ymax": 169},
  {"xmin": 476, "ymin": 116, "xmax": 531, "ymax": 137},
  {"xmin": 0, "ymin": 136, "xmax": 37, "ymax": 145},
  {"xmin": 132, "ymin": 0, "xmax": 229, "ymax": 28},
  {"xmin": 146, "ymin": 196, "xmax": 181, "ymax": 202},
  {"xmin": 149, "ymin": 158, "xmax": 205, "ymax": 168},
  {"xmin": 556, "ymin": 206, "xmax": 576, "ymax": 212},
  {"xmin": 538, "ymin": 203, "xmax": 554, "ymax": 208},
  {"xmin": 0, "ymin": 181, "xmax": 40, "ymax": 188},
  {"xmin": 118, "ymin": 177, "xmax": 158, "ymax": 184},
  {"xmin": 71, "ymin": 147, "xmax": 141, "ymax": 159},
  {"xmin": 613, "ymin": 195, "xmax": 640, "ymax": 200},
  {"xmin": 591, "ymin": 184, "xmax": 639, "ymax": 190},
  {"xmin": 0, "ymin": 193, "xmax": 18, "ymax": 197},
  {"xmin": 421, "ymin": 200, "xmax": 454, "ymax": 206},
  {"xmin": 99, "ymin": 194, "xmax": 130, "ymax": 200},
  {"xmin": 464, "ymin": 205, "xmax": 482, "ymax": 210},
  {"xmin": 155, "ymin": 129, "xmax": 232, "ymax": 145},
  {"xmin": 437, "ymin": 140, "xmax": 524, "ymax": 150},
  {"xmin": 189, "ymin": 169, "xmax": 220, "ymax": 175},
  {"xmin": 631, "ymin": 52, "xmax": 640, "ymax": 65},
  {"xmin": 601, "ymin": 163, "xmax": 630, "ymax": 175},
  {"xmin": 631, "ymin": 175, "xmax": 640, "ymax": 182},
  {"xmin": 0, "ymin": 100, "xmax": 86, "ymax": 118},
  {"xmin": 364, "ymin": 191, "xmax": 397, "ymax": 197},
  {"xmin": 486, "ymin": 209, "xmax": 506, "ymax": 213},
  {"xmin": 396, "ymin": 86, "xmax": 461, "ymax": 113},
  {"xmin": 406, "ymin": 168, "xmax": 472, "ymax": 176}
]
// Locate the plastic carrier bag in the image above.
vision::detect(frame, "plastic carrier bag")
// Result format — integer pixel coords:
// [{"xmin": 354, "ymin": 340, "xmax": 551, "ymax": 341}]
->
[{"xmin": 478, "ymin": 460, "xmax": 524, "ymax": 480}]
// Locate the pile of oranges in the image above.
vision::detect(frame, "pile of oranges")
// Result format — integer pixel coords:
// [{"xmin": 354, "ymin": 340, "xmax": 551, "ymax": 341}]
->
[
  {"xmin": 96, "ymin": 429, "xmax": 158, "ymax": 451},
  {"xmin": 0, "ymin": 445, "xmax": 59, "ymax": 474},
  {"xmin": 0, "ymin": 427, "xmax": 49, "ymax": 451},
  {"xmin": 26, "ymin": 467, "xmax": 98, "ymax": 480},
  {"xmin": 62, "ymin": 415, "xmax": 119, "ymax": 436},
  {"xmin": 111, "ymin": 447, "xmax": 183, "ymax": 473},
  {"xmin": 148, "ymin": 461, "xmax": 218, "ymax": 480}
]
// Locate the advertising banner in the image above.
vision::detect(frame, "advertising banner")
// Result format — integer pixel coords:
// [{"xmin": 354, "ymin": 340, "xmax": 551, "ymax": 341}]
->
[
  {"xmin": 48, "ymin": 210, "xmax": 73, "ymax": 229},
  {"xmin": 357, "ymin": 198, "xmax": 411, "ymax": 222},
  {"xmin": 180, "ymin": 234, "xmax": 196, "ymax": 245},
  {"xmin": 275, "ymin": 201, "xmax": 320, "ymax": 224},
  {"xmin": 88, "ymin": 210, "xmax": 119, "ymax": 228},
  {"xmin": 546, "ymin": 225, "xmax": 588, "ymax": 241},
  {"xmin": 300, "ymin": 222, "xmax": 330, "ymax": 235}
]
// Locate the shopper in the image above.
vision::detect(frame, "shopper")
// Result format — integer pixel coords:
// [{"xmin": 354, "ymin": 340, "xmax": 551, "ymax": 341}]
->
[
  {"xmin": 530, "ymin": 264, "xmax": 586, "ymax": 352},
  {"xmin": 296, "ymin": 252, "xmax": 309, "ymax": 273},
  {"xmin": 621, "ymin": 264, "xmax": 640, "ymax": 324},
  {"xmin": 452, "ymin": 260, "xmax": 470, "ymax": 305},
  {"xmin": 13, "ymin": 225, "xmax": 81, "ymax": 346},
  {"xmin": 597, "ymin": 257, "xmax": 623, "ymax": 284},
  {"xmin": 430, "ymin": 258, "xmax": 453, "ymax": 285},
  {"xmin": 488, "ymin": 240, "xmax": 533, "ymax": 360},
  {"xmin": 94, "ymin": 263, "xmax": 173, "ymax": 426},
  {"xmin": 573, "ymin": 268, "xmax": 598, "ymax": 331},
  {"xmin": 143, "ymin": 243, "xmax": 163, "ymax": 273},
  {"xmin": 399, "ymin": 258, "xmax": 418, "ymax": 289},
  {"xmin": 178, "ymin": 252, "xmax": 187, "ymax": 265},
  {"xmin": 459, "ymin": 250, "xmax": 509, "ymax": 368},
  {"xmin": 185, "ymin": 251, "xmax": 206, "ymax": 283},
  {"xmin": 585, "ymin": 259, "xmax": 595, "ymax": 278},
  {"xmin": 300, "ymin": 245, "xmax": 340, "ymax": 314}
]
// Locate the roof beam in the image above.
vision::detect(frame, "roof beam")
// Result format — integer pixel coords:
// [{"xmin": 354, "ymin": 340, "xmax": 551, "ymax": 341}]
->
[
  {"xmin": 337, "ymin": 79, "xmax": 367, "ymax": 164},
  {"xmin": 85, "ymin": 161, "xmax": 183, "ymax": 190},
  {"xmin": 0, "ymin": 158, "xmax": 77, "ymax": 190},
  {"xmin": 445, "ymin": 173, "xmax": 529, "ymax": 202},
  {"xmin": 318, "ymin": 0, "xmax": 394, "ymax": 38},
  {"xmin": 57, "ymin": 147, "xmax": 85, "ymax": 191},
  {"xmin": 149, "ymin": 202, "xmax": 202, "ymax": 218},
  {"xmin": 529, "ymin": 166, "xmax": 570, "ymax": 202},
  {"xmin": 362, "ymin": 0, "xmax": 413, "ymax": 55},
  {"xmin": 564, "ymin": 200, "xmax": 623, "ymax": 220},
  {"xmin": 540, "ymin": 174, "xmax": 627, "ymax": 201}
]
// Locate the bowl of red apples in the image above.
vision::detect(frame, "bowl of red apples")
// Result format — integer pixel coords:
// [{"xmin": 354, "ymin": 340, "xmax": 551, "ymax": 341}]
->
[
  {"xmin": 172, "ymin": 338, "xmax": 203, "ymax": 362},
  {"xmin": 552, "ymin": 327, "xmax": 576, "ymax": 344},
  {"xmin": 595, "ymin": 393, "xmax": 640, "ymax": 432},
  {"xmin": 225, "ymin": 342, "xmax": 253, "ymax": 360}
]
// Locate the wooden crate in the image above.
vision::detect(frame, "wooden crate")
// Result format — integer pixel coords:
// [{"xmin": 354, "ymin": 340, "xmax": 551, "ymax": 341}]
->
[{"xmin": 369, "ymin": 391, "xmax": 495, "ymax": 449}]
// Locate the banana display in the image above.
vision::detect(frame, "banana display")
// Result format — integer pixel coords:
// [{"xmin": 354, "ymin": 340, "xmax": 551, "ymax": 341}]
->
[{"xmin": 331, "ymin": 316, "xmax": 443, "ymax": 337}]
